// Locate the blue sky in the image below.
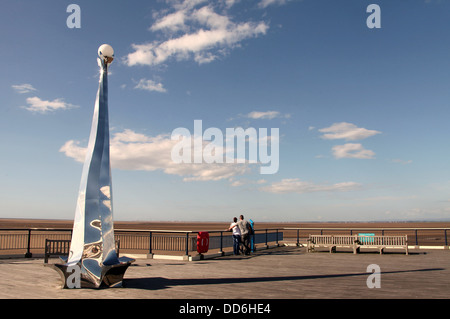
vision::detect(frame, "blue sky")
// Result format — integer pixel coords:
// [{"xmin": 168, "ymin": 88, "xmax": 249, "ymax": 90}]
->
[{"xmin": 1, "ymin": 0, "xmax": 450, "ymax": 222}]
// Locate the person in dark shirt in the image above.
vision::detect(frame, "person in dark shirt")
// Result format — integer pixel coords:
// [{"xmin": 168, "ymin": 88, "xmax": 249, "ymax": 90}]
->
[{"xmin": 237, "ymin": 215, "xmax": 252, "ymax": 255}]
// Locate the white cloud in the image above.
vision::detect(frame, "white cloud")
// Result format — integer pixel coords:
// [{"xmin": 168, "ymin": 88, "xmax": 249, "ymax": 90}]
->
[
  {"xmin": 60, "ymin": 129, "xmax": 250, "ymax": 182},
  {"xmin": 23, "ymin": 96, "xmax": 78, "ymax": 113},
  {"xmin": 134, "ymin": 78, "xmax": 167, "ymax": 93},
  {"xmin": 126, "ymin": 2, "xmax": 269, "ymax": 67},
  {"xmin": 319, "ymin": 122, "xmax": 381, "ymax": 141},
  {"xmin": 246, "ymin": 110, "xmax": 290, "ymax": 120},
  {"xmin": 317, "ymin": 122, "xmax": 380, "ymax": 160},
  {"xmin": 258, "ymin": 0, "xmax": 288, "ymax": 9},
  {"xmin": 59, "ymin": 140, "xmax": 86, "ymax": 162},
  {"xmin": 391, "ymin": 158, "xmax": 413, "ymax": 165},
  {"xmin": 230, "ymin": 179, "xmax": 246, "ymax": 187},
  {"xmin": 150, "ymin": 9, "xmax": 187, "ymax": 33},
  {"xmin": 332, "ymin": 143, "xmax": 376, "ymax": 159},
  {"xmin": 112, "ymin": 129, "xmax": 152, "ymax": 143},
  {"xmin": 12, "ymin": 84, "xmax": 37, "ymax": 94},
  {"xmin": 225, "ymin": 0, "xmax": 240, "ymax": 9},
  {"xmin": 260, "ymin": 178, "xmax": 362, "ymax": 194},
  {"xmin": 361, "ymin": 195, "xmax": 416, "ymax": 202},
  {"xmin": 229, "ymin": 178, "xmax": 267, "ymax": 187}
]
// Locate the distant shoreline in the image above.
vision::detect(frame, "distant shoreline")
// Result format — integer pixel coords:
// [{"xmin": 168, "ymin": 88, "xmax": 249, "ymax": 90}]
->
[{"xmin": 1, "ymin": 218, "xmax": 449, "ymax": 232}]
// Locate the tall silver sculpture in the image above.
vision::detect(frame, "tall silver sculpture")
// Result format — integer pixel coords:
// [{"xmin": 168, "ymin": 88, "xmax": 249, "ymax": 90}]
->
[{"xmin": 51, "ymin": 44, "xmax": 134, "ymax": 288}]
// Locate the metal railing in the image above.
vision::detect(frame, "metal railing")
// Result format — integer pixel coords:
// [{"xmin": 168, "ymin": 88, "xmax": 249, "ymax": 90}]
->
[
  {"xmin": 1, "ymin": 226, "xmax": 448, "ymax": 258},
  {"xmin": 0, "ymin": 228, "xmax": 283, "ymax": 258},
  {"xmin": 0, "ymin": 229, "xmax": 72, "ymax": 257},
  {"xmin": 285, "ymin": 227, "xmax": 450, "ymax": 247}
]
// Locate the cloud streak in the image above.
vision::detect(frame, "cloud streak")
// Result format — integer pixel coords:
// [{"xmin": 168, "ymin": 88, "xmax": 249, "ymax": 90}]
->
[
  {"xmin": 125, "ymin": 2, "xmax": 269, "ymax": 67},
  {"xmin": 134, "ymin": 78, "xmax": 167, "ymax": 93},
  {"xmin": 260, "ymin": 178, "xmax": 362, "ymax": 194},
  {"xmin": 246, "ymin": 110, "xmax": 290, "ymax": 120},
  {"xmin": 332, "ymin": 143, "xmax": 376, "ymax": 159},
  {"xmin": 319, "ymin": 122, "xmax": 381, "ymax": 141},
  {"xmin": 23, "ymin": 96, "xmax": 78, "ymax": 113},
  {"xmin": 258, "ymin": 0, "xmax": 289, "ymax": 9},
  {"xmin": 12, "ymin": 84, "xmax": 37, "ymax": 94}
]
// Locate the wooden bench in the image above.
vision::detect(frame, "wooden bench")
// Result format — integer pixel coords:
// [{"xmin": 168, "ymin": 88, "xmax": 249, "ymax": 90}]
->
[
  {"xmin": 356, "ymin": 234, "xmax": 408, "ymax": 255},
  {"xmin": 44, "ymin": 239, "xmax": 121, "ymax": 263},
  {"xmin": 307, "ymin": 234, "xmax": 408, "ymax": 255},
  {"xmin": 307, "ymin": 235, "xmax": 359, "ymax": 254},
  {"xmin": 44, "ymin": 239, "xmax": 71, "ymax": 263}
]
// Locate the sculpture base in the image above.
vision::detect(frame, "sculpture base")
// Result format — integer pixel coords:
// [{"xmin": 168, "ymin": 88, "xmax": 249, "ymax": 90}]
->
[{"xmin": 48, "ymin": 256, "xmax": 135, "ymax": 289}]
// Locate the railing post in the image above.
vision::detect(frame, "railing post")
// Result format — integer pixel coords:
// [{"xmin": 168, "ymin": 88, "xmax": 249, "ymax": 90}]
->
[
  {"xmin": 25, "ymin": 229, "xmax": 32, "ymax": 258},
  {"xmin": 444, "ymin": 229, "xmax": 448, "ymax": 247},
  {"xmin": 296, "ymin": 229, "xmax": 299, "ymax": 246},
  {"xmin": 219, "ymin": 231, "xmax": 223, "ymax": 255},
  {"xmin": 252, "ymin": 231, "xmax": 256, "ymax": 252},
  {"xmin": 265, "ymin": 229, "xmax": 268, "ymax": 248},
  {"xmin": 185, "ymin": 232, "xmax": 190, "ymax": 258},
  {"xmin": 415, "ymin": 229, "xmax": 418, "ymax": 246},
  {"xmin": 149, "ymin": 231, "xmax": 152, "ymax": 255}
]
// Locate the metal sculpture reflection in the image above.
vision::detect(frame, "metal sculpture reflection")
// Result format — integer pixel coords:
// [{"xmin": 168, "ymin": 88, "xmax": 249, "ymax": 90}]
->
[{"xmin": 50, "ymin": 44, "xmax": 134, "ymax": 288}]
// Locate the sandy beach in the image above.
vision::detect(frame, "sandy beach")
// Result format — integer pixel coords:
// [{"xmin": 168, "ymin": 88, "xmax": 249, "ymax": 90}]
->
[{"xmin": 1, "ymin": 218, "xmax": 449, "ymax": 231}]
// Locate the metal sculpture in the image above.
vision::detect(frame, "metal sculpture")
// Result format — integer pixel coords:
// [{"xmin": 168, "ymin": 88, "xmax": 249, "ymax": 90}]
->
[{"xmin": 50, "ymin": 44, "xmax": 134, "ymax": 288}]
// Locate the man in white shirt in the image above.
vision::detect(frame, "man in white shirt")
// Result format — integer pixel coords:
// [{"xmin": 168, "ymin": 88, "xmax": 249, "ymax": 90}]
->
[{"xmin": 227, "ymin": 217, "xmax": 241, "ymax": 255}]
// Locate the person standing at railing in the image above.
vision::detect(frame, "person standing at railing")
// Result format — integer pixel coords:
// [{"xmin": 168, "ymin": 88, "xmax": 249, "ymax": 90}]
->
[
  {"xmin": 237, "ymin": 215, "xmax": 252, "ymax": 255},
  {"xmin": 226, "ymin": 217, "xmax": 242, "ymax": 255}
]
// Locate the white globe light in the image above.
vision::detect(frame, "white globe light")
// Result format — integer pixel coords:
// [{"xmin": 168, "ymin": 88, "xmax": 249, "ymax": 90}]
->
[{"xmin": 98, "ymin": 44, "xmax": 114, "ymax": 62}]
